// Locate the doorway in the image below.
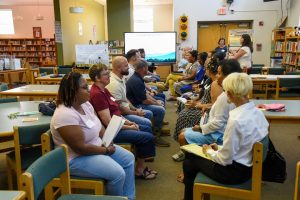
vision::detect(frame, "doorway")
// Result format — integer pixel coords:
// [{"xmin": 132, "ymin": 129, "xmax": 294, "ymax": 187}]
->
[{"xmin": 197, "ymin": 21, "xmax": 253, "ymax": 53}]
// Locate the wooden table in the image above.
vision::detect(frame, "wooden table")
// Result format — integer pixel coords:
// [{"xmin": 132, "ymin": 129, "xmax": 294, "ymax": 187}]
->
[
  {"xmin": 0, "ymin": 69, "xmax": 29, "ymax": 84},
  {"xmin": 252, "ymin": 99, "xmax": 300, "ymax": 124},
  {"xmin": 0, "ymin": 101, "xmax": 51, "ymax": 152},
  {"xmin": 0, "ymin": 85, "xmax": 59, "ymax": 100},
  {"xmin": 250, "ymin": 75, "xmax": 300, "ymax": 99},
  {"xmin": 0, "ymin": 190, "xmax": 26, "ymax": 200},
  {"xmin": 35, "ymin": 74, "xmax": 91, "ymax": 84}
]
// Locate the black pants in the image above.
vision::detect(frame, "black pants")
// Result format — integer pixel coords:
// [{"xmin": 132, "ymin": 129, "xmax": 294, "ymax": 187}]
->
[{"xmin": 183, "ymin": 153, "xmax": 252, "ymax": 200}]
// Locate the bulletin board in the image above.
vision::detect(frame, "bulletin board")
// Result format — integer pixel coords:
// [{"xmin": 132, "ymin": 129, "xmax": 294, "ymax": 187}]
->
[
  {"xmin": 75, "ymin": 44, "xmax": 109, "ymax": 65},
  {"xmin": 228, "ymin": 29, "xmax": 253, "ymax": 47}
]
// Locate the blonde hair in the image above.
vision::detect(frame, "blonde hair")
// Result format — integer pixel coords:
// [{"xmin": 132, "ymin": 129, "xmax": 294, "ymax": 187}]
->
[{"xmin": 222, "ymin": 73, "xmax": 253, "ymax": 99}]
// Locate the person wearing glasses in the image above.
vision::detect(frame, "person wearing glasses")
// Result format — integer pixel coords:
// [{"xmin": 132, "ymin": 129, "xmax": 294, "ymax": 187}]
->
[
  {"xmin": 51, "ymin": 72, "xmax": 135, "ymax": 200},
  {"xmin": 89, "ymin": 64, "xmax": 158, "ymax": 180}
]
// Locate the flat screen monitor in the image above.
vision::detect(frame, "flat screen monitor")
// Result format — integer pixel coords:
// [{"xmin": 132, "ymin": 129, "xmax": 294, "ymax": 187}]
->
[{"xmin": 124, "ymin": 32, "xmax": 177, "ymax": 64}]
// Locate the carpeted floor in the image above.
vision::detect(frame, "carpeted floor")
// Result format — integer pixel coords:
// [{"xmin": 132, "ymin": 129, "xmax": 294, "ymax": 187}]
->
[{"xmin": 0, "ymin": 99, "xmax": 299, "ymax": 200}]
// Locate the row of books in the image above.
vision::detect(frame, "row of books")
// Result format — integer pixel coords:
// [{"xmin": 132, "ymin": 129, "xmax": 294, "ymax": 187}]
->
[
  {"xmin": 108, "ymin": 40, "xmax": 124, "ymax": 48},
  {"xmin": 283, "ymin": 53, "xmax": 297, "ymax": 65},
  {"xmin": 285, "ymin": 41, "xmax": 300, "ymax": 52},
  {"xmin": 109, "ymin": 48, "xmax": 124, "ymax": 55},
  {"xmin": 275, "ymin": 41, "xmax": 284, "ymax": 51}
]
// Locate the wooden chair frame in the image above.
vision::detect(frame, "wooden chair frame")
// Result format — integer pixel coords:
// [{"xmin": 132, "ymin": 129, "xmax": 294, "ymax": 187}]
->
[
  {"xmin": 6, "ymin": 124, "xmax": 49, "ymax": 190},
  {"xmin": 295, "ymin": 161, "xmax": 300, "ymax": 200},
  {"xmin": 193, "ymin": 142, "xmax": 263, "ymax": 200},
  {"xmin": 41, "ymin": 132, "xmax": 105, "ymax": 199}
]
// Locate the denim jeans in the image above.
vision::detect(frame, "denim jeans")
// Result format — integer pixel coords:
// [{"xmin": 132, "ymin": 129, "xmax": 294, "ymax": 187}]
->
[
  {"xmin": 124, "ymin": 114, "xmax": 152, "ymax": 133},
  {"xmin": 69, "ymin": 145, "xmax": 135, "ymax": 200},
  {"xmin": 137, "ymin": 104, "xmax": 165, "ymax": 129},
  {"xmin": 114, "ymin": 129, "xmax": 156, "ymax": 159}
]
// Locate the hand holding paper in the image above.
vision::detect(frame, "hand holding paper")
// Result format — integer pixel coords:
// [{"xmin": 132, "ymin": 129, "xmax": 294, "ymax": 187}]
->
[{"xmin": 101, "ymin": 115, "xmax": 125, "ymax": 147}]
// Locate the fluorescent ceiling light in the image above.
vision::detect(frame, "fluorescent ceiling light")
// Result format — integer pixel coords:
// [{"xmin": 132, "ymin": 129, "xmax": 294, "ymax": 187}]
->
[{"xmin": 69, "ymin": 6, "xmax": 84, "ymax": 13}]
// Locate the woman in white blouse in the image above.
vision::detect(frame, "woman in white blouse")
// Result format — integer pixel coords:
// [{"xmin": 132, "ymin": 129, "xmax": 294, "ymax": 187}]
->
[
  {"xmin": 183, "ymin": 72, "xmax": 269, "ymax": 200},
  {"xmin": 229, "ymin": 34, "xmax": 253, "ymax": 73}
]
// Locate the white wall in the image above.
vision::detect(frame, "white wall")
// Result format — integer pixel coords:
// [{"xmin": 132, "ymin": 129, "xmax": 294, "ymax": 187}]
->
[
  {"xmin": 173, "ymin": 0, "xmax": 289, "ymax": 66},
  {"xmin": 287, "ymin": 0, "xmax": 300, "ymax": 26},
  {"xmin": 0, "ymin": 5, "xmax": 54, "ymax": 38}
]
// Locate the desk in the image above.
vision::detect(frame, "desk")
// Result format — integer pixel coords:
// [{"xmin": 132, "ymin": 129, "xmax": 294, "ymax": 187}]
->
[
  {"xmin": 253, "ymin": 99, "xmax": 300, "ymax": 124},
  {"xmin": 0, "ymin": 85, "xmax": 59, "ymax": 100},
  {"xmin": 0, "ymin": 190, "xmax": 26, "ymax": 200},
  {"xmin": 0, "ymin": 101, "xmax": 51, "ymax": 138},
  {"xmin": 0, "ymin": 69, "xmax": 29, "ymax": 84},
  {"xmin": 250, "ymin": 75, "xmax": 300, "ymax": 99},
  {"xmin": 35, "ymin": 74, "xmax": 91, "ymax": 84}
]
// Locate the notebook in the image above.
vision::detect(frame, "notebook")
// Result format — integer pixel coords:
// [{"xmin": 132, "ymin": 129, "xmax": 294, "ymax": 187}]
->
[{"xmin": 101, "ymin": 115, "xmax": 125, "ymax": 147}]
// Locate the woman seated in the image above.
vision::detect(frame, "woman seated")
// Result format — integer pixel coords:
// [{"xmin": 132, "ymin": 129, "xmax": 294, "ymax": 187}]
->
[
  {"xmin": 88, "ymin": 63, "xmax": 157, "ymax": 180},
  {"xmin": 173, "ymin": 58, "xmax": 222, "ymax": 143},
  {"xmin": 183, "ymin": 73, "xmax": 269, "ymax": 200},
  {"xmin": 51, "ymin": 72, "xmax": 135, "ymax": 200},
  {"xmin": 178, "ymin": 52, "xmax": 208, "ymax": 95},
  {"xmin": 165, "ymin": 50, "xmax": 199, "ymax": 100},
  {"xmin": 174, "ymin": 50, "xmax": 200, "ymax": 96}
]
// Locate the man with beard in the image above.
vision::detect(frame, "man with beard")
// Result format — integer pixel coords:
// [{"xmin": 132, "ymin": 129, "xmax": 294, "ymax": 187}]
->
[{"xmin": 106, "ymin": 56, "xmax": 153, "ymax": 130}]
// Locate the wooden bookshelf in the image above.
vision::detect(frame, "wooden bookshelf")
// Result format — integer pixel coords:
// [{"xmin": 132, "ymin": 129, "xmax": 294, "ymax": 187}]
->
[
  {"xmin": 108, "ymin": 40, "xmax": 124, "ymax": 68},
  {"xmin": 0, "ymin": 38, "xmax": 56, "ymax": 67},
  {"xmin": 272, "ymin": 28, "xmax": 300, "ymax": 71}
]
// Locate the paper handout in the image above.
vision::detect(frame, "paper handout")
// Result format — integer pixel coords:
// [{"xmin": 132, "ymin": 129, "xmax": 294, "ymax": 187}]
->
[
  {"xmin": 102, "ymin": 115, "xmax": 125, "ymax": 147},
  {"xmin": 180, "ymin": 144, "xmax": 211, "ymax": 160}
]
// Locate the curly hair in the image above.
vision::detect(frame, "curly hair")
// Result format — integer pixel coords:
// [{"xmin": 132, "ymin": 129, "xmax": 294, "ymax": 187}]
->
[
  {"xmin": 206, "ymin": 57, "xmax": 219, "ymax": 75},
  {"xmin": 89, "ymin": 63, "xmax": 108, "ymax": 82},
  {"xmin": 57, "ymin": 72, "xmax": 83, "ymax": 107}
]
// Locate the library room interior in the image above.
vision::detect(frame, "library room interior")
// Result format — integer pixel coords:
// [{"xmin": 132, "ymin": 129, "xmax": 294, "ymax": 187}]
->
[{"xmin": 0, "ymin": 0, "xmax": 300, "ymax": 200}]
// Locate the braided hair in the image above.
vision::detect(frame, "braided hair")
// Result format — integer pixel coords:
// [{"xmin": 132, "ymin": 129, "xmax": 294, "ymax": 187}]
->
[{"xmin": 57, "ymin": 72, "xmax": 83, "ymax": 107}]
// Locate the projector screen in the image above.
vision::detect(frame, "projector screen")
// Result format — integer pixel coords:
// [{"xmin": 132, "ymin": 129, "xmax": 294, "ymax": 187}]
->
[{"xmin": 124, "ymin": 32, "xmax": 176, "ymax": 64}]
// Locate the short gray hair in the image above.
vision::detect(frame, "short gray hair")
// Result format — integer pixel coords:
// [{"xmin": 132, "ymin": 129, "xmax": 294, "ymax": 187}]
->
[
  {"xmin": 134, "ymin": 59, "xmax": 148, "ymax": 71},
  {"xmin": 222, "ymin": 72, "xmax": 253, "ymax": 99}
]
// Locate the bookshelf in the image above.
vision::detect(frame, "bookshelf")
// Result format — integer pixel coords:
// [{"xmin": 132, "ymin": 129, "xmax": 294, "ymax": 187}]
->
[
  {"xmin": 0, "ymin": 38, "xmax": 56, "ymax": 67},
  {"xmin": 272, "ymin": 28, "xmax": 300, "ymax": 71},
  {"xmin": 108, "ymin": 40, "xmax": 124, "ymax": 67}
]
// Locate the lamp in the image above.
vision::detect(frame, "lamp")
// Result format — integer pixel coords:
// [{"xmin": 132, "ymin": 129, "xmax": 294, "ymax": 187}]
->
[
  {"xmin": 69, "ymin": 0, "xmax": 84, "ymax": 14},
  {"xmin": 69, "ymin": 7, "xmax": 84, "ymax": 13},
  {"xmin": 35, "ymin": 0, "xmax": 44, "ymax": 20}
]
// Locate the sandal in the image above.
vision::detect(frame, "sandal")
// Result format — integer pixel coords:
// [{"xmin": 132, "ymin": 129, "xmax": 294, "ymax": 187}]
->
[
  {"xmin": 145, "ymin": 166, "xmax": 158, "ymax": 175},
  {"xmin": 177, "ymin": 172, "xmax": 184, "ymax": 183},
  {"xmin": 172, "ymin": 150, "xmax": 185, "ymax": 162},
  {"xmin": 136, "ymin": 167, "xmax": 157, "ymax": 180}
]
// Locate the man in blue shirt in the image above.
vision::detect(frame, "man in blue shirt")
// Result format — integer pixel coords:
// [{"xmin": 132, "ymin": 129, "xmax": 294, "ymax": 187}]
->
[{"xmin": 126, "ymin": 59, "xmax": 170, "ymax": 147}]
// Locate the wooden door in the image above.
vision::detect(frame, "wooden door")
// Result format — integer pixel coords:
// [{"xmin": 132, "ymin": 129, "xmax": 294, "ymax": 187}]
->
[{"xmin": 197, "ymin": 21, "xmax": 251, "ymax": 53}]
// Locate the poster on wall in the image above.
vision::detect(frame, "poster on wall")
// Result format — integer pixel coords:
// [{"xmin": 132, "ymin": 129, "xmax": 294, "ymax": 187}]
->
[
  {"xmin": 75, "ymin": 44, "xmax": 109, "ymax": 65},
  {"xmin": 55, "ymin": 21, "xmax": 62, "ymax": 43},
  {"xmin": 228, "ymin": 29, "xmax": 253, "ymax": 47},
  {"xmin": 33, "ymin": 27, "xmax": 42, "ymax": 38}
]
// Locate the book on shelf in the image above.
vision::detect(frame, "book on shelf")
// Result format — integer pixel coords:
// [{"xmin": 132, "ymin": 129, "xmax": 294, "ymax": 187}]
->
[{"xmin": 101, "ymin": 115, "xmax": 125, "ymax": 147}]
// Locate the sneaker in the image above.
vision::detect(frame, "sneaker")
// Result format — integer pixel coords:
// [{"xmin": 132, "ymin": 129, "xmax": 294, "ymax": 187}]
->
[
  {"xmin": 155, "ymin": 137, "xmax": 170, "ymax": 147},
  {"xmin": 172, "ymin": 150, "xmax": 185, "ymax": 162}
]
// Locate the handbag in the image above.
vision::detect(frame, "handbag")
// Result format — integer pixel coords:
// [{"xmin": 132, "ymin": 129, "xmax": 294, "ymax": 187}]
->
[
  {"xmin": 38, "ymin": 101, "xmax": 56, "ymax": 116},
  {"xmin": 262, "ymin": 138, "xmax": 287, "ymax": 183}
]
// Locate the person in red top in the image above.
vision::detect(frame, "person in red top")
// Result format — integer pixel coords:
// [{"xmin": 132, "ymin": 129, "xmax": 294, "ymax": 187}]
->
[{"xmin": 89, "ymin": 63, "xmax": 158, "ymax": 180}]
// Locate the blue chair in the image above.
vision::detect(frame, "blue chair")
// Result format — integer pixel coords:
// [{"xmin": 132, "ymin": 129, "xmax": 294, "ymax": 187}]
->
[
  {"xmin": 268, "ymin": 67, "xmax": 285, "ymax": 75},
  {"xmin": 0, "ymin": 97, "xmax": 18, "ymax": 103},
  {"xmin": 41, "ymin": 131, "xmax": 105, "ymax": 198},
  {"xmin": 20, "ymin": 145, "xmax": 127, "ymax": 200},
  {"xmin": 39, "ymin": 67, "xmax": 55, "ymax": 75},
  {"xmin": 6, "ymin": 123, "xmax": 50, "ymax": 189},
  {"xmin": 193, "ymin": 136, "xmax": 269, "ymax": 200},
  {"xmin": 0, "ymin": 83, "xmax": 9, "ymax": 91},
  {"xmin": 57, "ymin": 66, "xmax": 73, "ymax": 74}
]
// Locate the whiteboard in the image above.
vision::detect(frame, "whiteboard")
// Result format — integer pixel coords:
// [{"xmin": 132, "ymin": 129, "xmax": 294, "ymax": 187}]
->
[{"xmin": 75, "ymin": 44, "xmax": 109, "ymax": 65}]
